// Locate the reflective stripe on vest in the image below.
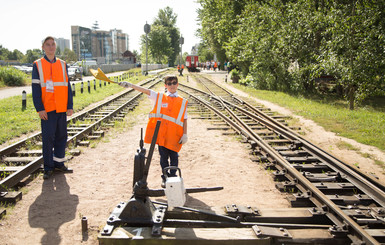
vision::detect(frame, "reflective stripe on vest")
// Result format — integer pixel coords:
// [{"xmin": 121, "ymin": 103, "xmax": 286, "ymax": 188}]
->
[{"xmin": 148, "ymin": 93, "xmax": 187, "ymax": 127}]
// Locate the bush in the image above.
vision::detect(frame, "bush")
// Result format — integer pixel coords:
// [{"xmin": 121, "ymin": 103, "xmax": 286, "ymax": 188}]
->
[
  {"xmin": 239, "ymin": 74, "xmax": 254, "ymax": 86},
  {"xmin": 0, "ymin": 66, "xmax": 27, "ymax": 86},
  {"xmin": 229, "ymin": 69, "xmax": 240, "ymax": 83}
]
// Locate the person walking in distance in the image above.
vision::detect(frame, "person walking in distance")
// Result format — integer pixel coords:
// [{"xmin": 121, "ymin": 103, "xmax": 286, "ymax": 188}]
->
[
  {"xmin": 119, "ymin": 75, "xmax": 188, "ymax": 188},
  {"xmin": 32, "ymin": 36, "xmax": 73, "ymax": 180}
]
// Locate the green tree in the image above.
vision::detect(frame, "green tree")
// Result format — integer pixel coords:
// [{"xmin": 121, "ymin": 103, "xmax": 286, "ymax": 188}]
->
[
  {"xmin": 197, "ymin": 40, "xmax": 214, "ymax": 64},
  {"xmin": 153, "ymin": 7, "xmax": 181, "ymax": 66},
  {"xmin": 8, "ymin": 49, "xmax": 24, "ymax": 61},
  {"xmin": 23, "ymin": 49, "xmax": 42, "ymax": 63},
  {"xmin": 318, "ymin": 1, "xmax": 385, "ymax": 109},
  {"xmin": 197, "ymin": 0, "xmax": 385, "ymax": 110},
  {"xmin": 133, "ymin": 50, "xmax": 140, "ymax": 63},
  {"xmin": 145, "ymin": 25, "xmax": 172, "ymax": 63},
  {"xmin": 62, "ymin": 48, "xmax": 77, "ymax": 63},
  {"xmin": 56, "ymin": 46, "xmax": 61, "ymax": 56},
  {"xmin": 0, "ymin": 45, "xmax": 11, "ymax": 60},
  {"xmin": 197, "ymin": 0, "xmax": 247, "ymax": 66}
]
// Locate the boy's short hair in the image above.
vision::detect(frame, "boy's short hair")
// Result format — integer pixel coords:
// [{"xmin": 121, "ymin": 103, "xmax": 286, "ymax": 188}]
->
[
  {"xmin": 42, "ymin": 36, "xmax": 55, "ymax": 45},
  {"xmin": 164, "ymin": 75, "xmax": 178, "ymax": 83}
]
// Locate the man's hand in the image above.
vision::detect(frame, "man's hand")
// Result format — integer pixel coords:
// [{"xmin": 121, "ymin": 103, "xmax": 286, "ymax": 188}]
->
[
  {"xmin": 38, "ymin": 110, "xmax": 48, "ymax": 120},
  {"xmin": 178, "ymin": 134, "xmax": 188, "ymax": 144},
  {"xmin": 67, "ymin": 109, "xmax": 74, "ymax": 117},
  {"xmin": 119, "ymin": 82, "xmax": 133, "ymax": 88}
]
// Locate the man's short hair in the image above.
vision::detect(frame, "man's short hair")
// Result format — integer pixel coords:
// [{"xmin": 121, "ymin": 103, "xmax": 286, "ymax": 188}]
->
[
  {"xmin": 42, "ymin": 36, "xmax": 55, "ymax": 45},
  {"xmin": 164, "ymin": 75, "xmax": 178, "ymax": 83}
]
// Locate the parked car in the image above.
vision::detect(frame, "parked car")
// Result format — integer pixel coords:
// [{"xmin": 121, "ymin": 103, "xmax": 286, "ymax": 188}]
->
[
  {"xmin": 12, "ymin": 65, "xmax": 32, "ymax": 73},
  {"xmin": 68, "ymin": 67, "xmax": 82, "ymax": 81}
]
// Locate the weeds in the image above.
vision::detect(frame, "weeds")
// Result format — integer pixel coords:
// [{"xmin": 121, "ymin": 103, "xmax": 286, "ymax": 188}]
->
[{"xmin": 336, "ymin": 141, "xmax": 360, "ymax": 152}]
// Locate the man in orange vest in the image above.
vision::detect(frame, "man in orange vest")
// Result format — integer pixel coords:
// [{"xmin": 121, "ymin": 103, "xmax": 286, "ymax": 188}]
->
[
  {"xmin": 180, "ymin": 64, "xmax": 184, "ymax": 76},
  {"xmin": 32, "ymin": 36, "xmax": 74, "ymax": 180},
  {"xmin": 119, "ymin": 75, "xmax": 188, "ymax": 188}
]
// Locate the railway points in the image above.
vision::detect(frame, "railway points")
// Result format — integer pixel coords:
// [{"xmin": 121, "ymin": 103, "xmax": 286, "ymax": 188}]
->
[{"xmin": 1, "ymin": 70, "xmax": 385, "ymax": 244}]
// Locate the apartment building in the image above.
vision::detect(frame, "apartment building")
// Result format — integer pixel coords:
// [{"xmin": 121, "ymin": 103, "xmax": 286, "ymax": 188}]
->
[
  {"xmin": 71, "ymin": 25, "xmax": 129, "ymax": 64},
  {"xmin": 55, "ymin": 38, "xmax": 70, "ymax": 53}
]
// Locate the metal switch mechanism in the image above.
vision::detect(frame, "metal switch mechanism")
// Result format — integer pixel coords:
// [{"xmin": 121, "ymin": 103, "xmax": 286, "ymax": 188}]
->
[{"xmin": 101, "ymin": 120, "xmax": 224, "ymax": 237}]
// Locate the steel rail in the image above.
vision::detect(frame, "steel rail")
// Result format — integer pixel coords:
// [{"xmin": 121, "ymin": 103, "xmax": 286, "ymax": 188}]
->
[
  {"xmin": 180, "ymin": 81, "xmax": 385, "ymax": 204},
  {"xmin": 221, "ymin": 85, "xmax": 385, "ymax": 193},
  {"xmin": 183, "ymin": 78, "xmax": 385, "ymax": 206},
  {"xmin": 179, "ymin": 81, "xmax": 381, "ymax": 244},
  {"xmin": 223, "ymin": 100, "xmax": 385, "ymax": 207}
]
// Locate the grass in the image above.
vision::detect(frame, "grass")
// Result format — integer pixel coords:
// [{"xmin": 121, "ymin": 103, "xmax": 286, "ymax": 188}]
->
[
  {"xmin": 335, "ymin": 140, "xmax": 360, "ymax": 152},
  {"xmin": 0, "ymin": 68, "xmax": 149, "ymax": 145},
  {"xmin": 232, "ymin": 84, "xmax": 385, "ymax": 152}
]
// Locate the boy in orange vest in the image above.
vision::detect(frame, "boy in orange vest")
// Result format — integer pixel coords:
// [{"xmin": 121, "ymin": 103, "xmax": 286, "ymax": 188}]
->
[{"xmin": 119, "ymin": 75, "xmax": 188, "ymax": 188}]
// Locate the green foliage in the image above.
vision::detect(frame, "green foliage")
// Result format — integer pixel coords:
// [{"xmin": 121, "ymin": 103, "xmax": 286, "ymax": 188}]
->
[
  {"xmin": 23, "ymin": 49, "xmax": 42, "ymax": 63},
  {"xmin": 0, "ymin": 94, "xmax": 39, "ymax": 145},
  {"xmin": 239, "ymin": 74, "xmax": 254, "ymax": 86},
  {"xmin": 197, "ymin": 0, "xmax": 247, "ymax": 64},
  {"xmin": 140, "ymin": 7, "xmax": 181, "ymax": 65},
  {"xmin": 0, "ymin": 45, "xmax": 11, "ymax": 60},
  {"xmin": 144, "ymin": 25, "xmax": 172, "ymax": 64},
  {"xmin": 61, "ymin": 48, "xmax": 77, "ymax": 63},
  {"xmin": 0, "ymin": 66, "xmax": 27, "ymax": 86},
  {"xmin": 197, "ymin": 0, "xmax": 385, "ymax": 110},
  {"xmin": 197, "ymin": 40, "xmax": 214, "ymax": 62},
  {"xmin": 153, "ymin": 6, "xmax": 181, "ymax": 66},
  {"xmin": 229, "ymin": 69, "xmax": 240, "ymax": 83}
]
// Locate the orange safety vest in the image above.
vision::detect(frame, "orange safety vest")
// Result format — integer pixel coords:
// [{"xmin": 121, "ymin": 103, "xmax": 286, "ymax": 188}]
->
[
  {"xmin": 144, "ymin": 93, "xmax": 188, "ymax": 152},
  {"xmin": 34, "ymin": 58, "xmax": 69, "ymax": 113},
  {"xmin": 181, "ymin": 64, "xmax": 184, "ymax": 69}
]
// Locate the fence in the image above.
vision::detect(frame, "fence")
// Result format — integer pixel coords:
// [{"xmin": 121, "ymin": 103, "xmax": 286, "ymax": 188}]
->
[
  {"xmin": 141, "ymin": 64, "xmax": 169, "ymax": 74},
  {"xmin": 82, "ymin": 63, "xmax": 169, "ymax": 76},
  {"xmin": 83, "ymin": 64, "xmax": 137, "ymax": 76}
]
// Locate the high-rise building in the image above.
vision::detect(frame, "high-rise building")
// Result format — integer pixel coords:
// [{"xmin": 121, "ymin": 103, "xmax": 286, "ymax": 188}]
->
[
  {"xmin": 55, "ymin": 38, "xmax": 70, "ymax": 53},
  {"xmin": 71, "ymin": 25, "xmax": 129, "ymax": 64}
]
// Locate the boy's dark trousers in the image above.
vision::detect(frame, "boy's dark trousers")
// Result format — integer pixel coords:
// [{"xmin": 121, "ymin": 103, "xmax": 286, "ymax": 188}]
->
[{"xmin": 158, "ymin": 145, "xmax": 179, "ymax": 181}]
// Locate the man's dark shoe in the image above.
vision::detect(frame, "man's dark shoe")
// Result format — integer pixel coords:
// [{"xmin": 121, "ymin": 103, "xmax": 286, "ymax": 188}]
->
[
  {"xmin": 43, "ymin": 170, "xmax": 53, "ymax": 180},
  {"xmin": 55, "ymin": 165, "xmax": 73, "ymax": 173}
]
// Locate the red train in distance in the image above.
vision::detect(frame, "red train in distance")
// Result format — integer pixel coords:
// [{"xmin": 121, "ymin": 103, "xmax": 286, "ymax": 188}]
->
[{"xmin": 185, "ymin": 55, "xmax": 199, "ymax": 72}]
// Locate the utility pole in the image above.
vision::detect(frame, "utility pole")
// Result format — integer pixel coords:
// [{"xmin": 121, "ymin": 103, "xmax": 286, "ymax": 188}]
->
[
  {"xmin": 179, "ymin": 35, "xmax": 184, "ymax": 66},
  {"xmin": 144, "ymin": 22, "xmax": 151, "ymax": 76}
]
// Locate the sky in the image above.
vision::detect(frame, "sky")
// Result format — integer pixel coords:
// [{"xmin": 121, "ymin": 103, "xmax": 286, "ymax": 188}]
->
[{"xmin": 0, "ymin": 0, "xmax": 201, "ymax": 55}]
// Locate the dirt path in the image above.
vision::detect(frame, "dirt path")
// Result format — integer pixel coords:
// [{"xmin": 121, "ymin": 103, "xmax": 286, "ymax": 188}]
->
[{"xmin": 0, "ymin": 72, "xmax": 384, "ymax": 245}]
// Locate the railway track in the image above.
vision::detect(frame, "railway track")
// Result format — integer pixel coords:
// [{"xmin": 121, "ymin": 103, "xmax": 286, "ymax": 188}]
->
[
  {"xmin": 2, "ymin": 71, "xmax": 384, "ymax": 244},
  {"xmin": 172, "ymin": 74, "xmax": 385, "ymax": 244},
  {"xmin": 0, "ymin": 76, "xmax": 163, "ymax": 205}
]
